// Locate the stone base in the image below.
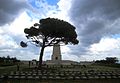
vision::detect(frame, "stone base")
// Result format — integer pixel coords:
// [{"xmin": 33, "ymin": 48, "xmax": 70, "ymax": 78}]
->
[{"xmin": 44, "ymin": 60, "xmax": 78, "ymax": 65}]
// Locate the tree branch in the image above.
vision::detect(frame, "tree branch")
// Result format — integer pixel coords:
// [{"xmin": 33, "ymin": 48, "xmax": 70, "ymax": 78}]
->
[{"xmin": 45, "ymin": 37, "xmax": 56, "ymax": 47}]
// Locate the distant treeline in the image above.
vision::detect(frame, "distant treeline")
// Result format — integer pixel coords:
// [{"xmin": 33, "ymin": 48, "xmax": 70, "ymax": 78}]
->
[
  {"xmin": 95, "ymin": 57, "xmax": 118, "ymax": 64},
  {"xmin": 0, "ymin": 56, "xmax": 20, "ymax": 66}
]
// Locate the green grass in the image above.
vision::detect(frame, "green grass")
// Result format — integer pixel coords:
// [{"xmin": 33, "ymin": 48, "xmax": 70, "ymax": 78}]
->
[
  {"xmin": 0, "ymin": 64, "xmax": 30, "ymax": 75},
  {"xmin": 59, "ymin": 64, "xmax": 120, "ymax": 72}
]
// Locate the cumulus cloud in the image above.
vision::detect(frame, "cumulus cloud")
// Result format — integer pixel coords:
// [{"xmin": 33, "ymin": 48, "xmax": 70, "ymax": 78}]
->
[
  {"xmin": 88, "ymin": 37, "xmax": 120, "ymax": 61},
  {"xmin": 70, "ymin": 0, "xmax": 120, "ymax": 46},
  {"xmin": 0, "ymin": 32, "xmax": 40, "ymax": 60},
  {"xmin": 0, "ymin": 0, "xmax": 61, "ymax": 61},
  {"xmin": 63, "ymin": 0, "xmax": 120, "ymax": 60},
  {"xmin": 0, "ymin": 10, "xmax": 40, "ymax": 59},
  {"xmin": 0, "ymin": 0, "xmax": 30, "ymax": 26}
]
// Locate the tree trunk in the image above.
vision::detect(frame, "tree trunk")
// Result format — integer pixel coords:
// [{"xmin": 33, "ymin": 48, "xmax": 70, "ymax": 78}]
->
[{"xmin": 38, "ymin": 40, "xmax": 45, "ymax": 68}]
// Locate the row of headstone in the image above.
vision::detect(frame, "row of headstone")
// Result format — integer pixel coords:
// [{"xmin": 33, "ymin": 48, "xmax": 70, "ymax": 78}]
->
[
  {"xmin": 42, "ymin": 65, "xmax": 87, "ymax": 69},
  {"xmin": 9, "ymin": 70, "xmax": 120, "ymax": 76},
  {"xmin": 0, "ymin": 70, "xmax": 120, "ymax": 80},
  {"xmin": 0, "ymin": 74, "xmax": 120, "ymax": 80}
]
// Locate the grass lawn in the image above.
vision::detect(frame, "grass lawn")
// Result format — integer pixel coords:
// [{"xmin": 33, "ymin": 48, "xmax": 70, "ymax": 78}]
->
[
  {"xmin": 59, "ymin": 64, "xmax": 120, "ymax": 72},
  {"xmin": 0, "ymin": 64, "xmax": 30, "ymax": 75}
]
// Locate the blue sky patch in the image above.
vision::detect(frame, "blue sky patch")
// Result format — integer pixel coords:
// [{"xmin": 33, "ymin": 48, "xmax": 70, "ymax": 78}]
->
[
  {"xmin": 111, "ymin": 34, "xmax": 120, "ymax": 39},
  {"xmin": 29, "ymin": 0, "xmax": 38, "ymax": 8},
  {"xmin": 46, "ymin": 0, "xmax": 59, "ymax": 5}
]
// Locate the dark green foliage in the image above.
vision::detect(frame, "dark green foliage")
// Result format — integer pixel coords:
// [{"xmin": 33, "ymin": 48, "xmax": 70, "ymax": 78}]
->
[
  {"xmin": 0, "ymin": 56, "xmax": 20, "ymax": 66},
  {"xmin": 95, "ymin": 57, "xmax": 119, "ymax": 64},
  {"xmin": 105, "ymin": 57, "xmax": 118, "ymax": 64},
  {"xmin": 24, "ymin": 27, "xmax": 39, "ymax": 36},
  {"xmin": 20, "ymin": 41, "xmax": 27, "ymax": 47},
  {"xmin": 24, "ymin": 18, "xmax": 79, "ymax": 46}
]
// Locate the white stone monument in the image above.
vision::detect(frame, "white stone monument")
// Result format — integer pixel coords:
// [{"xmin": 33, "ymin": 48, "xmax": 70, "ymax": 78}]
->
[
  {"xmin": 52, "ymin": 44, "xmax": 61, "ymax": 61},
  {"xmin": 45, "ymin": 44, "xmax": 78, "ymax": 65}
]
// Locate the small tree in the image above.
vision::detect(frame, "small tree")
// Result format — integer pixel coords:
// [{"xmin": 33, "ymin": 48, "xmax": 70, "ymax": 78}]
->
[
  {"xmin": 106, "ymin": 57, "xmax": 118, "ymax": 64},
  {"xmin": 20, "ymin": 18, "xmax": 79, "ymax": 68}
]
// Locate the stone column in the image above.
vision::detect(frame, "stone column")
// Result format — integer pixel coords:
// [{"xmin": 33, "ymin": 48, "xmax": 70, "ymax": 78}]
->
[{"xmin": 52, "ymin": 44, "xmax": 61, "ymax": 61}]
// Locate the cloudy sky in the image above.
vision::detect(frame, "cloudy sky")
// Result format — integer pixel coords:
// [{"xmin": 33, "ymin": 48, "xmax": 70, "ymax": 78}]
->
[{"xmin": 0, "ymin": 0, "xmax": 120, "ymax": 62}]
